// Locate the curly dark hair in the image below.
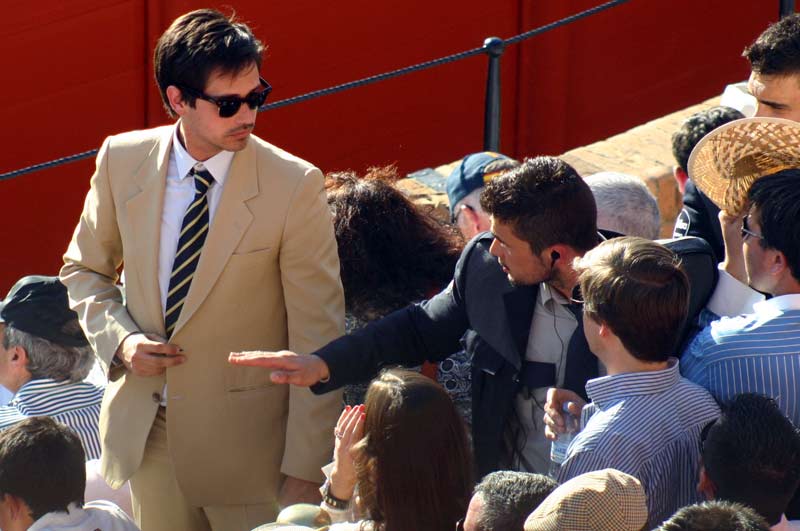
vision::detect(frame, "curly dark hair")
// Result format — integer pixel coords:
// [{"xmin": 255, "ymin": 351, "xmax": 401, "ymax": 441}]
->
[
  {"xmin": 326, "ymin": 166, "xmax": 462, "ymax": 320},
  {"xmin": 744, "ymin": 13, "xmax": 800, "ymax": 76},
  {"xmin": 672, "ymin": 106, "xmax": 744, "ymax": 172}
]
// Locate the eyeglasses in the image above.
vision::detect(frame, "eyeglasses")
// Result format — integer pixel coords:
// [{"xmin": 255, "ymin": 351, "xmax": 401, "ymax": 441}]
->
[
  {"xmin": 452, "ymin": 204, "xmax": 476, "ymax": 224},
  {"xmin": 455, "ymin": 518, "xmax": 465, "ymax": 531},
  {"xmin": 180, "ymin": 77, "xmax": 272, "ymax": 118},
  {"xmin": 740, "ymin": 215, "xmax": 764, "ymax": 241}
]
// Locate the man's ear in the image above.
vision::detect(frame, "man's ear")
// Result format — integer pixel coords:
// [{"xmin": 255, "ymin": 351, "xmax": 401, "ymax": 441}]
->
[
  {"xmin": 1, "ymin": 492, "xmax": 30, "ymax": 522},
  {"xmin": 698, "ymin": 466, "xmax": 716, "ymax": 500},
  {"xmin": 7, "ymin": 344, "xmax": 27, "ymax": 367},
  {"xmin": 771, "ymin": 250, "xmax": 788, "ymax": 275},
  {"xmin": 165, "ymin": 85, "xmax": 189, "ymax": 117},
  {"xmin": 457, "ymin": 205, "xmax": 481, "ymax": 235},
  {"xmin": 673, "ymin": 166, "xmax": 689, "ymax": 194}
]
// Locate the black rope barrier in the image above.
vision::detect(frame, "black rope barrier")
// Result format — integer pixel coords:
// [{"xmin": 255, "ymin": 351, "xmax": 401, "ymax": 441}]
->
[{"xmin": 0, "ymin": 0, "xmax": 630, "ymax": 182}]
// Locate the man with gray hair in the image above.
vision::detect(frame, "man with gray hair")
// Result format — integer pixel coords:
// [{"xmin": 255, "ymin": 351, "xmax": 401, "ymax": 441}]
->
[
  {"xmin": 585, "ymin": 172, "xmax": 660, "ymax": 239},
  {"xmin": 461, "ymin": 471, "xmax": 557, "ymax": 531},
  {"xmin": 0, "ymin": 276, "xmax": 102, "ymax": 460}
]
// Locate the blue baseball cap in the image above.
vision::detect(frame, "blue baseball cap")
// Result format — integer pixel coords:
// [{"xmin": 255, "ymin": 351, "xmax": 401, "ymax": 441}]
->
[{"xmin": 446, "ymin": 152, "xmax": 516, "ymax": 219}]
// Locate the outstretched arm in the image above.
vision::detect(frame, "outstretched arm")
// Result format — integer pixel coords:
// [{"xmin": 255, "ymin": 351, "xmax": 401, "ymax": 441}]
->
[{"xmin": 228, "ymin": 350, "xmax": 330, "ymax": 386}]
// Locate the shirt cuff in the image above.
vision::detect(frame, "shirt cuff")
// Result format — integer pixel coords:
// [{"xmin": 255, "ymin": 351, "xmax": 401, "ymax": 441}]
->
[{"xmin": 707, "ymin": 267, "xmax": 765, "ymax": 317}]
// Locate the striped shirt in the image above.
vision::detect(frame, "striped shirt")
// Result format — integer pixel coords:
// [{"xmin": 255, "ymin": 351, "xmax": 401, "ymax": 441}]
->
[
  {"xmin": 558, "ymin": 359, "xmax": 720, "ymax": 529},
  {"xmin": 0, "ymin": 378, "xmax": 104, "ymax": 460},
  {"xmin": 681, "ymin": 294, "xmax": 800, "ymax": 426}
]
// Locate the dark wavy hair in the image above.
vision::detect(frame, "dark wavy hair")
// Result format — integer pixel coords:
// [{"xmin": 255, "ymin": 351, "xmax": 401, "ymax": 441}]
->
[
  {"xmin": 480, "ymin": 156, "xmax": 597, "ymax": 255},
  {"xmin": 326, "ymin": 166, "xmax": 462, "ymax": 320},
  {"xmin": 702, "ymin": 394, "xmax": 800, "ymax": 526},
  {"xmin": 672, "ymin": 106, "xmax": 744, "ymax": 172},
  {"xmin": 354, "ymin": 369, "xmax": 473, "ymax": 531},
  {"xmin": 744, "ymin": 13, "xmax": 800, "ymax": 76}
]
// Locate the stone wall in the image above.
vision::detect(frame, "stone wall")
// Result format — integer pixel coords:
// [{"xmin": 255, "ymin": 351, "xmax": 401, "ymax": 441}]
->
[{"xmin": 403, "ymin": 97, "xmax": 722, "ymax": 238}]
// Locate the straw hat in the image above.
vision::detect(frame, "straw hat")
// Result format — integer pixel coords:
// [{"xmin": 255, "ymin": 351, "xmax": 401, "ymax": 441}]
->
[
  {"xmin": 688, "ymin": 116, "xmax": 800, "ymax": 215},
  {"xmin": 523, "ymin": 469, "xmax": 647, "ymax": 531}
]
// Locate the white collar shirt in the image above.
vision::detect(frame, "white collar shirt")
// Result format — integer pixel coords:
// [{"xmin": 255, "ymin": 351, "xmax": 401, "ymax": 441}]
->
[
  {"xmin": 514, "ymin": 283, "xmax": 578, "ymax": 474},
  {"xmin": 28, "ymin": 501, "xmax": 140, "ymax": 531},
  {"xmin": 155, "ymin": 124, "xmax": 234, "ymax": 406},
  {"xmin": 158, "ymin": 123, "xmax": 234, "ymax": 316}
]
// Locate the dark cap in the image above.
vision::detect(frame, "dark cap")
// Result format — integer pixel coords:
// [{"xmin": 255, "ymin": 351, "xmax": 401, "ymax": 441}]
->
[
  {"xmin": 0, "ymin": 276, "xmax": 89, "ymax": 347},
  {"xmin": 446, "ymin": 151, "xmax": 515, "ymax": 218}
]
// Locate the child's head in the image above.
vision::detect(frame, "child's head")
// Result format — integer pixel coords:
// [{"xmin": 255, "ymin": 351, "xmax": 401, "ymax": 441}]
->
[{"xmin": 575, "ymin": 237, "xmax": 689, "ymax": 362}]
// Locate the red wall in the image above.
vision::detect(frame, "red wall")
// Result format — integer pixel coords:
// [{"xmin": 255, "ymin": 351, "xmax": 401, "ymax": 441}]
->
[{"xmin": 0, "ymin": 0, "xmax": 779, "ymax": 290}]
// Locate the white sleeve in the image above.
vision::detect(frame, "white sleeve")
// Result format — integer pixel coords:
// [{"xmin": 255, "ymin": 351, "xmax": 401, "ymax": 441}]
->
[{"xmin": 706, "ymin": 266, "xmax": 766, "ymax": 317}]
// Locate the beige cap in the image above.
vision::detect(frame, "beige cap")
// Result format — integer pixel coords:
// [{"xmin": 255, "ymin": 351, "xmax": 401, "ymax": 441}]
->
[
  {"xmin": 688, "ymin": 116, "xmax": 800, "ymax": 216},
  {"xmin": 523, "ymin": 469, "xmax": 647, "ymax": 531}
]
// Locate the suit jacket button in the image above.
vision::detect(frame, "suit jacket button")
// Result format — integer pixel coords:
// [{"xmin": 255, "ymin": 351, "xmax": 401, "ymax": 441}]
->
[{"xmin": 152, "ymin": 392, "xmax": 161, "ymax": 403}]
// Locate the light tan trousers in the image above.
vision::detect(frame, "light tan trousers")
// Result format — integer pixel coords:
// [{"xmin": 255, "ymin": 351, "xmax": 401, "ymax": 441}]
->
[{"xmin": 129, "ymin": 408, "xmax": 277, "ymax": 531}]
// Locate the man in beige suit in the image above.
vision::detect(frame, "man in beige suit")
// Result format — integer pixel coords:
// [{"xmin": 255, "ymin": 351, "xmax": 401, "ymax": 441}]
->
[{"xmin": 59, "ymin": 9, "xmax": 344, "ymax": 531}]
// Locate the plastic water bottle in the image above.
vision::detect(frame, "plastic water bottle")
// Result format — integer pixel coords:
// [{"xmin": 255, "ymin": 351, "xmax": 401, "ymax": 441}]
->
[{"xmin": 548, "ymin": 401, "xmax": 579, "ymax": 479}]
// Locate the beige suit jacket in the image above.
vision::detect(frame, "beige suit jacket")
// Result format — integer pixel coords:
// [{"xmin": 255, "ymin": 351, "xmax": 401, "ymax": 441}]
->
[{"xmin": 60, "ymin": 125, "xmax": 344, "ymax": 506}]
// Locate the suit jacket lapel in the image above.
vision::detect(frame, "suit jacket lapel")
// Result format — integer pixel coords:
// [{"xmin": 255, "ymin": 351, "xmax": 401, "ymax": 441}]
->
[
  {"xmin": 171, "ymin": 140, "xmax": 258, "ymax": 336},
  {"xmin": 501, "ymin": 283, "xmax": 538, "ymax": 370},
  {"xmin": 125, "ymin": 128, "xmax": 172, "ymax": 336}
]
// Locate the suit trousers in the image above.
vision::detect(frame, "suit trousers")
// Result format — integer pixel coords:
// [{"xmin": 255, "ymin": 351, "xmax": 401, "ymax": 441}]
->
[{"xmin": 129, "ymin": 408, "xmax": 277, "ymax": 531}]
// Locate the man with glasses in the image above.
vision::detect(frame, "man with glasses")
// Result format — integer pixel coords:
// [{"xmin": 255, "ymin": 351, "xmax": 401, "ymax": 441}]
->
[
  {"xmin": 60, "ymin": 9, "xmax": 344, "ymax": 531},
  {"xmin": 680, "ymin": 169, "xmax": 800, "ymax": 427},
  {"xmin": 446, "ymin": 152, "xmax": 519, "ymax": 240}
]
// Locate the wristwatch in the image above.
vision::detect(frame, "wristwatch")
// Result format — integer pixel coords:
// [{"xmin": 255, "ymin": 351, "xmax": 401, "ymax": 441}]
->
[{"xmin": 321, "ymin": 478, "xmax": 350, "ymax": 510}]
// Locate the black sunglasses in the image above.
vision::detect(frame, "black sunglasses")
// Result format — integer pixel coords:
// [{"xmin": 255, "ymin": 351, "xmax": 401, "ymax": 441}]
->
[
  {"xmin": 180, "ymin": 77, "xmax": 272, "ymax": 118},
  {"xmin": 456, "ymin": 518, "xmax": 465, "ymax": 531}
]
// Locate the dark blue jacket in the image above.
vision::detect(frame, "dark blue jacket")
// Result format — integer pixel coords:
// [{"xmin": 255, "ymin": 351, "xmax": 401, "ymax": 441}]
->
[{"xmin": 311, "ymin": 233, "xmax": 598, "ymax": 476}]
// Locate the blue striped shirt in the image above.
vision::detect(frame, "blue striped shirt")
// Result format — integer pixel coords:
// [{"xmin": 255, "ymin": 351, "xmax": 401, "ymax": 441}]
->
[
  {"xmin": 0, "ymin": 379, "xmax": 104, "ymax": 460},
  {"xmin": 558, "ymin": 359, "xmax": 720, "ymax": 529},
  {"xmin": 681, "ymin": 295, "xmax": 800, "ymax": 426}
]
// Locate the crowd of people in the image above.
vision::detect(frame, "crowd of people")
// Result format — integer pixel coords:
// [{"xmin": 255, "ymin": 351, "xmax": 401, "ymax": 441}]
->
[{"xmin": 2, "ymin": 6, "xmax": 800, "ymax": 531}]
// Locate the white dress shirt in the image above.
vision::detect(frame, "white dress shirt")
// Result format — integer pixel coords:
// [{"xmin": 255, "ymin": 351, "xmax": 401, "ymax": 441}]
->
[
  {"xmin": 515, "ymin": 283, "xmax": 578, "ymax": 473},
  {"xmin": 158, "ymin": 124, "xmax": 234, "ymax": 316},
  {"xmin": 157, "ymin": 124, "xmax": 234, "ymax": 404},
  {"xmin": 28, "ymin": 501, "xmax": 140, "ymax": 531}
]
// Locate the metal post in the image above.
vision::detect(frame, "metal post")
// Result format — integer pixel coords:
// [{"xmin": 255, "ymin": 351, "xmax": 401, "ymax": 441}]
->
[
  {"xmin": 781, "ymin": 0, "xmax": 795, "ymax": 17},
  {"xmin": 483, "ymin": 37, "xmax": 505, "ymax": 152}
]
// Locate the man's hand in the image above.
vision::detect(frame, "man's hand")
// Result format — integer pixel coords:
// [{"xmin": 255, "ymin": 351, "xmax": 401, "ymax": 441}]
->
[
  {"xmin": 543, "ymin": 387, "xmax": 585, "ymax": 441},
  {"xmin": 115, "ymin": 333, "xmax": 185, "ymax": 377},
  {"xmin": 719, "ymin": 210, "xmax": 747, "ymax": 284},
  {"xmin": 278, "ymin": 476, "xmax": 322, "ymax": 508},
  {"xmin": 227, "ymin": 351, "xmax": 330, "ymax": 386}
]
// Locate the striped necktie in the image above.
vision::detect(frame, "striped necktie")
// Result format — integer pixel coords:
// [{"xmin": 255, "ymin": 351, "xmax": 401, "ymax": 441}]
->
[{"xmin": 164, "ymin": 165, "xmax": 215, "ymax": 336}]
